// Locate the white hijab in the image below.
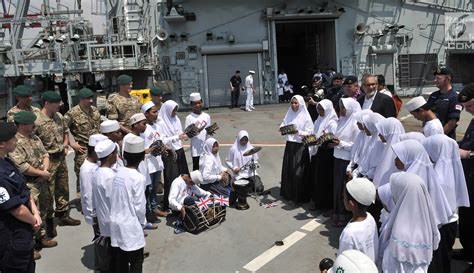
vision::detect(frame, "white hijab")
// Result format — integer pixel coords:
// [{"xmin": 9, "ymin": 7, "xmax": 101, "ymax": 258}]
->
[
  {"xmin": 227, "ymin": 130, "xmax": 258, "ymax": 168},
  {"xmin": 422, "ymin": 134, "xmax": 470, "ymax": 211},
  {"xmin": 335, "ymin": 98, "xmax": 361, "ymax": 142},
  {"xmin": 281, "ymin": 95, "xmax": 313, "ymax": 142},
  {"xmin": 350, "ymin": 109, "xmax": 373, "ymax": 164},
  {"xmin": 358, "ymin": 113, "xmax": 385, "ymax": 177},
  {"xmin": 380, "ymin": 172, "xmax": 440, "ymax": 267},
  {"xmin": 373, "ymin": 118, "xmax": 405, "ymax": 187},
  {"xmin": 201, "ymin": 137, "xmax": 223, "ymax": 169},
  {"xmin": 391, "ymin": 139, "xmax": 453, "ymax": 226},
  {"xmin": 158, "ymin": 100, "xmax": 183, "ymax": 137},
  {"xmin": 310, "ymin": 99, "xmax": 338, "ymax": 156},
  {"xmin": 399, "ymin": 132, "xmax": 426, "ymax": 143}
]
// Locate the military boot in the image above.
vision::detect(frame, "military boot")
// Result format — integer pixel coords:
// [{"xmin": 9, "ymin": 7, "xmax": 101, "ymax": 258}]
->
[
  {"xmin": 34, "ymin": 250, "xmax": 42, "ymax": 260},
  {"xmin": 39, "ymin": 236, "xmax": 58, "ymax": 248},
  {"xmin": 57, "ymin": 211, "xmax": 81, "ymax": 226},
  {"xmin": 46, "ymin": 218, "xmax": 57, "ymax": 238}
]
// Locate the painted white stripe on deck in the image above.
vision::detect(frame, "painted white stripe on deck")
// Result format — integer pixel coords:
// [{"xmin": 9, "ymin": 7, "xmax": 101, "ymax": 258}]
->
[
  {"xmin": 300, "ymin": 218, "xmax": 325, "ymax": 232},
  {"xmin": 243, "ymin": 231, "xmax": 307, "ymax": 272}
]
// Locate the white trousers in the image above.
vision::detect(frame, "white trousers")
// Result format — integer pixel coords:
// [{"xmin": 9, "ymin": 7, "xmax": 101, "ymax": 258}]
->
[{"xmin": 246, "ymin": 89, "xmax": 254, "ymax": 110}]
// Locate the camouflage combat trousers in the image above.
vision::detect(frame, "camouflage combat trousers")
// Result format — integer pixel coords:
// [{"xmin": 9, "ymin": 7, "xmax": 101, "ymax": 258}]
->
[
  {"xmin": 49, "ymin": 154, "xmax": 70, "ymax": 214},
  {"xmin": 74, "ymin": 150, "xmax": 88, "ymax": 193},
  {"xmin": 27, "ymin": 178, "xmax": 53, "ymax": 239}
]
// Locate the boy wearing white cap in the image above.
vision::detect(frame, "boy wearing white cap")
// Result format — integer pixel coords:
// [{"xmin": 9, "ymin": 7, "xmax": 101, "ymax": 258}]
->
[
  {"xmin": 100, "ymin": 120, "xmax": 124, "ymax": 168},
  {"xmin": 141, "ymin": 102, "xmax": 167, "ymax": 218},
  {"xmin": 92, "ymin": 139, "xmax": 117, "ymax": 272},
  {"xmin": 110, "ymin": 135, "xmax": 147, "ymax": 272},
  {"xmin": 405, "ymin": 96, "xmax": 444, "ymax": 137},
  {"xmin": 328, "ymin": 250, "xmax": 378, "ymax": 273},
  {"xmin": 245, "ymin": 70, "xmax": 256, "ymax": 111},
  {"xmin": 168, "ymin": 170, "xmax": 211, "ymax": 218},
  {"xmin": 185, "ymin": 92, "xmax": 211, "ymax": 171},
  {"xmin": 338, "ymin": 178, "xmax": 378, "ymax": 262}
]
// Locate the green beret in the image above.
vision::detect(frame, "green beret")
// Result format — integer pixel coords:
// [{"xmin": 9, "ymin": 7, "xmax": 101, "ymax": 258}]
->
[
  {"xmin": 149, "ymin": 87, "xmax": 163, "ymax": 96},
  {"xmin": 0, "ymin": 122, "xmax": 17, "ymax": 141},
  {"xmin": 14, "ymin": 111, "xmax": 37, "ymax": 124},
  {"xmin": 41, "ymin": 91, "xmax": 62, "ymax": 102},
  {"xmin": 117, "ymin": 74, "xmax": 133, "ymax": 85},
  {"xmin": 13, "ymin": 85, "xmax": 33, "ymax": 97},
  {"xmin": 78, "ymin": 88, "xmax": 94, "ymax": 99}
]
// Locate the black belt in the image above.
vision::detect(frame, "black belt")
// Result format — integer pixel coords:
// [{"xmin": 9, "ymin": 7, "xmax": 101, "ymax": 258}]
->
[{"xmin": 49, "ymin": 151, "xmax": 65, "ymax": 160}]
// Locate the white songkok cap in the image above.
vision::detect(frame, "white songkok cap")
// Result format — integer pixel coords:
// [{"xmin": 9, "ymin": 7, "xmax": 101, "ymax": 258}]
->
[
  {"xmin": 189, "ymin": 92, "xmax": 202, "ymax": 102},
  {"xmin": 141, "ymin": 101, "xmax": 155, "ymax": 113},
  {"xmin": 346, "ymin": 178, "xmax": 376, "ymax": 206},
  {"xmin": 123, "ymin": 135, "xmax": 145, "ymax": 153},
  {"xmin": 249, "ymin": 70, "xmax": 255, "ymax": 74},
  {"xmin": 190, "ymin": 170, "xmax": 203, "ymax": 185},
  {"xmin": 88, "ymin": 134, "xmax": 108, "ymax": 147},
  {"xmin": 100, "ymin": 120, "xmax": 120, "ymax": 134},
  {"xmin": 405, "ymin": 96, "xmax": 427, "ymax": 112},
  {"xmin": 95, "ymin": 139, "xmax": 116, "ymax": 158},
  {"xmin": 129, "ymin": 113, "xmax": 146, "ymax": 126},
  {"xmin": 328, "ymin": 250, "xmax": 378, "ymax": 273}
]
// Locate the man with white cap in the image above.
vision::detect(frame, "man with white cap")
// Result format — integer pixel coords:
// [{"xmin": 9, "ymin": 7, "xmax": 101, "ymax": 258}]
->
[
  {"xmin": 338, "ymin": 178, "xmax": 378, "ymax": 262},
  {"xmin": 141, "ymin": 101, "xmax": 166, "ymax": 217},
  {"xmin": 100, "ymin": 120, "xmax": 124, "ymax": 167},
  {"xmin": 168, "ymin": 170, "xmax": 211, "ymax": 218},
  {"xmin": 92, "ymin": 138, "xmax": 117, "ymax": 273},
  {"xmin": 110, "ymin": 135, "xmax": 147, "ymax": 272},
  {"xmin": 185, "ymin": 92, "xmax": 211, "ymax": 170},
  {"xmin": 327, "ymin": 250, "xmax": 378, "ymax": 273},
  {"xmin": 245, "ymin": 70, "xmax": 256, "ymax": 112},
  {"xmin": 405, "ymin": 96, "xmax": 444, "ymax": 137}
]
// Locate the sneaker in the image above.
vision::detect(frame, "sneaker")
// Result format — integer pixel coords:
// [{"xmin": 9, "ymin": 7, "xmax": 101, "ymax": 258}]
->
[
  {"xmin": 245, "ymin": 109, "xmax": 253, "ymax": 112},
  {"xmin": 250, "ymin": 106, "xmax": 255, "ymax": 110}
]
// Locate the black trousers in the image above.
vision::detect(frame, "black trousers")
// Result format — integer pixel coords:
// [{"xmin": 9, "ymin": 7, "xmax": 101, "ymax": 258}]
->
[
  {"xmin": 162, "ymin": 154, "xmax": 180, "ymax": 211},
  {"xmin": 110, "ymin": 247, "xmax": 144, "ymax": 273},
  {"xmin": 192, "ymin": 156, "xmax": 200, "ymax": 171},
  {"xmin": 0, "ymin": 231, "xmax": 35, "ymax": 273},
  {"xmin": 231, "ymin": 88, "xmax": 240, "ymax": 107},
  {"xmin": 333, "ymin": 158, "xmax": 349, "ymax": 219},
  {"xmin": 460, "ymin": 158, "xmax": 474, "ymax": 262},
  {"xmin": 428, "ymin": 221, "xmax": 457, "ymax": 273}
]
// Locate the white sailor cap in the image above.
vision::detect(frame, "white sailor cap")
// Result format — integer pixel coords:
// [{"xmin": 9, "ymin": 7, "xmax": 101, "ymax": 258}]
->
[
  {"xmin": 88, "ymin": 134, "xmax": 108, "ymax": 147},
  {"xmin": 328, "ymin": 250, "xmax": 378, "ymax": 273},
  {"xmin": 190, "ymin": 170, "xmax": 203, "ymax": 185},
  {"xmin": 346, "ymin": 178, "xmax": 376, "ymax": 206},
  {"xmin": 95, "ymin": 139, "xmax": 116, "ymax": 158},
  {"xmin": 189, "ymin": 92, "xmax": 202, "ymax": 102},
  {"xmin": 100, "ymin": 120, "xmax": 120, "ymax": 134},
  {"xmin": 249, "ymin": 70, "xmax": 255, "ymax": 74},
  {"xmin": 123, "ymin": 135, "xmax": 145, "ymax": 153},
  {"xmin": 141, "ymin": 101, "xmax": 155, "ymax": 113},
  {"xmin": 129, "ymin": 113, "xmax": 146, "ymax": 126},
  {"xmin": 405, "ymin": 96, "xmax": 427, "ymax": 112}
]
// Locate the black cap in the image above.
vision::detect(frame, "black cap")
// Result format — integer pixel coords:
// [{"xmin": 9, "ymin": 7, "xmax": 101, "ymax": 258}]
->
[
  {"xmin": 0, "ymin": 122, "xmax": 17, "ymax": 141},
  {"xmin": 235, "ymin": 70, "xmax": 240, "ymax": 73},
  {"xmin": 459, "ymin": 83, "xmax": 474, "ymax": 103},
  {"xmin": 331, "ymin": 73, "xmax": 344, "ymax": 81},
  {"xmin": 433, "ymin": 67, "xmax": 453, "ymax": 77},
  {"xmin": 343, "ymin": 76, "xmax": 358, "ymax": 85}
]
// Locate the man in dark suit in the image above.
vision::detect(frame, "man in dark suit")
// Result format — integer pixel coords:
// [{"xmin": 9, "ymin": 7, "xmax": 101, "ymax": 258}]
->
[{"xmin": 357, "ymin": 74, "xmax": 396, "ymax": 118}]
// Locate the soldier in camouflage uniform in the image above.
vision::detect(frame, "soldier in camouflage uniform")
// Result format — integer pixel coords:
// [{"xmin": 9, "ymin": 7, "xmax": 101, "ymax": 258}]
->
[
  {"xmin": 107, "ymin": 74, "xmax": 141, "ymax": 134},
  {"xmin": 64, "ymin": 88, "xmax": 101, "ymax": 193},
  {"xmin": 35, "ymin": 91, "xmax": 81, "ymax": 230},
  {"xmin": 8, "ymin": 111, "xmax": 58, "ymax": 250},
  {"xmin": 6, "ymin": 85, "xmax": 41, "ymax": 123}
]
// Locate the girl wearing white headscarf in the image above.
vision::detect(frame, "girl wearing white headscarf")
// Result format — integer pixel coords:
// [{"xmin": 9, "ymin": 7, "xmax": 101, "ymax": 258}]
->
[
  {"xmin": 379, "ymin": 172, "xmax": 440, "ymax": 272},
  {"xmin": 422, "ymin": 134, "xmax": 470, "ymax": 273},
  {"xmin": 373, "ymin": 118, "xmax": 405, "ymax": 187},
  {"xmin": 226, "ymin": 130, "xmax": 263, "ymax": 193},
  {"xmin": 332, "ymin": 98, "xmax": 361, "ymax": 226},
  {"xmin": 309, "ymin": 99, "xmax": 338, "ymax": 210},
  {"xmin": 280, "ymin": 95, "xmax": 313, "ymax": 204},
  {"xmin": 157, "ymin": 100, "xmax": 190, "ymax": 210},
  {"xmin": 356, "ymin": 112, "xmax": 385, "ymax": 180},
  {"xmin": 391, "ymin": 139, "xmax": 453, "ymax": 227},
  {"xmin": 346, "ymin": 109, "xmax": 373, "ymax": 178},
  {"xmin": 399, "ymin": 132, "xmax": 426, "ymax": 143},
  {"xmin": 200, "ymin": 138, "xmax": 231, "ymax": 197}
]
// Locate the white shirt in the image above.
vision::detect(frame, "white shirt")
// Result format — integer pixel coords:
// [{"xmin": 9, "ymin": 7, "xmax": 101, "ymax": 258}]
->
[
  {"xmin": 337, "ymin": 213, "xmax": 379, "ymax": 262},
  {"xmin": 185, "ymin": 112, "xmax": 211, "ymax": 157},
  {"xmin": 168, "ymin": 176, "xmax": 211, "ymax": 211},
  {"xmin": 92, "ymin": 167, "xmax": 115, "ymax": 237},
  {"xmin": 112, "ymin": 142, "xmax": 125, "ymax": 170},
  {"xmin": 141, "ymin": 123, "xmax": 164, "ymax": 172},
  {"xmin": 362, "ymin": 91, "xmax": 378, "ymax": 110},
  {"xmin": 123, "ymin": 133, "xmax": 152, "ymax": 187},
  {"xmin": 423, "ymin": 119, "xmax": 444, "ymax": 137},
  {"xmin": 379, "ymin": 88, "xmax": 392, "ymax": 98},
  {"xmin": 80, "ymin": 159, "xmax": 99, "ymax": 225},
  {"xmin": 110, "ymin": 167, "xmax": 147, "ymax": 252},
  {"xmin": 200, "ymin": 154, "xmax": 227, "ymax": 185},
  {"xmin": 245, "ymin": 75, "xmax": 253, "ymax": 90}
]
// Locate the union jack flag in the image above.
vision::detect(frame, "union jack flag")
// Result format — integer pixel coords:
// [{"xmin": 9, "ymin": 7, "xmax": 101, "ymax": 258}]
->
[
  {"xmin": 214, "ymin": 195, "xmax": 229, "ymax": 207},
  {"xmin": 197, "ymin": 197, "xmax": 213, "ymax": 210}
]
